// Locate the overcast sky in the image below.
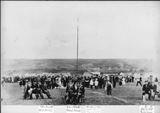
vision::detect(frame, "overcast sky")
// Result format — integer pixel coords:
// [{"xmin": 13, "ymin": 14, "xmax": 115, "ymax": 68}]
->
[{"xmin": 1, "ymin": 1, "xmax": 160, "ymax": 59}]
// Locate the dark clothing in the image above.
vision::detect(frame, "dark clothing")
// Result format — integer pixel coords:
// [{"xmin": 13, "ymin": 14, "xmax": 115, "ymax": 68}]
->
[
  {"xmin": 30, "ymin": 83, "xmax": 44, "ymax": 99},
  {"xmin": 142, "ymin": 84, "xmax": 150, "ymax": 94},
  {"xmin": 119, "ymin": 80, "xmax": 122, "ymax": 86},
  {"xmin": 79, "ymin": 85, "xmax": 85, "ymax": 95},
  {"xmin": 23, "ymin": 84, "xmax": 31, "ymax": 99},
  {"xmin": 136, "ymin": 81, "xmax": 142, "ymax": 86},
  {"xmin": 150, "ymin": 84, "xmax": 157, "ymax": 92},
  {"xmin": 40, "ymin": 84, "xmax": 51, "ymax": 98},
  {"xmin": 107, "ymin": 84, "xmax": 112, "ymax": 95},
  {"xmin": 140, "ymin": 77, "xmax": 142, "ymax": 81},
  {"xmin": 142, "ymin": 84, "xmax": 151, "ymax": 100},
  {"xmin": 65, "ymin": 85, "xmax": 76, "ymax": 104},
  {"xmin": 98, "ymin": 78, "xmax": 103, "ymax": 88},
  {"xmin": 66, "ymin": 85, "xmax": 75, "ymax": 94},
  {"xmin": 113, "ymin": 77, "xmax": 116, "ymax": 88},
  {"xmin": 132, "ymin": 77, "xmax": 134, "ymax": 82},
  {"xmin": 85, "ymin": 79, "xmax": 90, "ymax": 88}
]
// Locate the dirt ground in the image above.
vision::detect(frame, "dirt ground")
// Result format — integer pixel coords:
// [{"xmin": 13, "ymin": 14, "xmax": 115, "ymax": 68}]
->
[{"xmin": 1, "ymin": 82, "xmax": 160, "ymax": 105}]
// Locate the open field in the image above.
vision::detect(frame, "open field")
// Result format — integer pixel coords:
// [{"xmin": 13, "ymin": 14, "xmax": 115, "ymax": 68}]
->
[
  {"xmin": 1, "ymin": 59, "xmax": 158, "ymax": 105},
  {"xmin": 1, "ymin": 83, "xmax": 127, "ymax": 105},
  {"xmin": 2, "ymin": 82, "xmax": 160, "ymax": 105}
]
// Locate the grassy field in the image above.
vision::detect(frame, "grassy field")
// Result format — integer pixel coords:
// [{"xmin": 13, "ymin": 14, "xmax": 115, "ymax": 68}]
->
[
  {"xmin": 1, "ymin": 81, "xmax": 160, "ymax": 105},
  {"xmin": 1, "ymin": 83, "xmax": 127, "ymax": 105}
]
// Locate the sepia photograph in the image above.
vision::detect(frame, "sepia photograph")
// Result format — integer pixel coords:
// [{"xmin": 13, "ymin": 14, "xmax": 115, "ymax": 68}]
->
[{"xmin": 1, "ymin": 1, "xmax": 160, "ymax": 107}]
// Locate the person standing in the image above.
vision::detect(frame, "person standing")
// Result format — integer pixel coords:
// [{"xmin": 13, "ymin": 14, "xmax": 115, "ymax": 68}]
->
[
  {"xmin": 119, "ymin": 78, "xmax": 122, "ymax": 86},
  {"xmin": 122, "ymin": 77, "xmax": 126, "ymax": 85},
  {"xmin": 99, "ymin": 77, "xmax": 103, "ymax": 88},
  {"xmin": 132, "ymin": 76, "xmax": 134, "ymax": 82},
  {"xmin": 90, "ymin": 79, "xmax": 94, "ymax": 89},
  {"xmin": 95, "ymin": 78, "xmax": 99, "ymax": 89},
  {"xmin": 105, "ymin": 80, "xmax": 113, "ymax": 95},
  {"xmin": 142, "ymin": 81, "xmax": 151, "ymax": 101},
  {"xmin": 113, "ymin": 76, "xmax": 116, "ymax": 88},
  {"xmin": 136, "ymin": 77, "xmax": 142, "ymax": 86},
  {"xmin": 40, "ymin": 82, "xmax": 52, "ymax": 99},
  {"xmin": 85, "ymin": 77, "xmax": 90, "ymax": 88},
  {"xmin": 51, "ymin": 76, "xmax": 55, "ymax": 89},
  {"xmin": 65, "ymin": 81, "xmax": 74, "ymax": 104},
  {"xmin": 1, "ymin": 79, "xmax": 5, "ymax": 87},
  {"xmin": 155, "ymin": 79, "xmax": 160, "ymax": 94},
  {"xmin": 78, "ymin": 83, "xmax": 85, "ymax": 103},
  {"xmin": 150, "ymin": 82, "xmax": 157, "ymax": 100}
]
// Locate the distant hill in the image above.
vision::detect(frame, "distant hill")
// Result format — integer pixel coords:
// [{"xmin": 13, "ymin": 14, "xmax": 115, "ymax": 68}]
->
[{"xmin": 1, "ymin": 59, "xmax": 153, "ymax": 74}]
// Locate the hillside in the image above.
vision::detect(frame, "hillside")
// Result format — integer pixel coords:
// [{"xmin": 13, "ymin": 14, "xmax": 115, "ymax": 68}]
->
[{"xmin": 2, "ymin": 59, "xmax": 153, "ymax": 74}]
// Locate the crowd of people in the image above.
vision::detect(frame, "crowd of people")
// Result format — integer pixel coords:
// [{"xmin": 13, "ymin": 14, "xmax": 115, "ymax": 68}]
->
[
  {"xmin": 18, "ymin": 73, "xmax": 124, "ymax": 102},
  {"xmin": 142, "ymin": 75, "xmax": 160, "ymax": 101},
  {"xmin": 18, "ymin": 74, "xmax": 86, "ymax": 104},
  {"xmin": 65, "ymin": 81, "xmax": 85, "ymax": 104},
  {"xmin": 82, "ymin": 74, "xmax": 135, "ymax": 95},
  {"xmin": 1, "ymin": 76, "xmax": 20, "ymax": 83},
  {"xmin": 1, "ymin": 72, "xmax": 160, "ymax": 104}
]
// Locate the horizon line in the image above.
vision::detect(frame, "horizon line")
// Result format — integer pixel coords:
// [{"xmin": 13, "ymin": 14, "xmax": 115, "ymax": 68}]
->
[{"xmin": 3, "ymin": 58, "xmax": 153, "ymax": 60}]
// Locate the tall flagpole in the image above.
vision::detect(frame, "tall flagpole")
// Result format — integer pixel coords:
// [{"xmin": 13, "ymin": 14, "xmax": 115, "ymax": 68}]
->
[{"xmin": 76, "ymin": 18, "xmax": 79, "ymax": 75}]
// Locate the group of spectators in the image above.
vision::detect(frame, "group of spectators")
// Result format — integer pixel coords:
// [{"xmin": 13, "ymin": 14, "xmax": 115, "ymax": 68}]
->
[
  {"xmin": 19, "ymin": 74, "xmax": 85, "ymax": 104},
  {"xmin": 142, "ymin": 76, "xmax": 160, "ymax": 101},
  {"xmin": 82, "ymin": 75, "xmax": 135, "ymax": 95},
  {"xmin": 19, "ymin": 74, "xmax": 72, "ymax": 89},
  {"xmin": 1, "ymin": 72, "xmax": 136, "ymax": 97},
  {"xmin": 1, "ymin": 76, "xmax": 20, "ymax": 83},
  {"xmin": 65, "ymin": 81, "xmax": 85, "ymax": 104},
  {"xmin": 2, "ymin": 72, "xmax": 159, "ymax": 103}
]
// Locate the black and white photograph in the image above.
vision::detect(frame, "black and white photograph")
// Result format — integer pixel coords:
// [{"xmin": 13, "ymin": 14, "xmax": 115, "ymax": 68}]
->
[{"xmin": 1, "ymin": 1, "xmax": 160, "ymax": 106}]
